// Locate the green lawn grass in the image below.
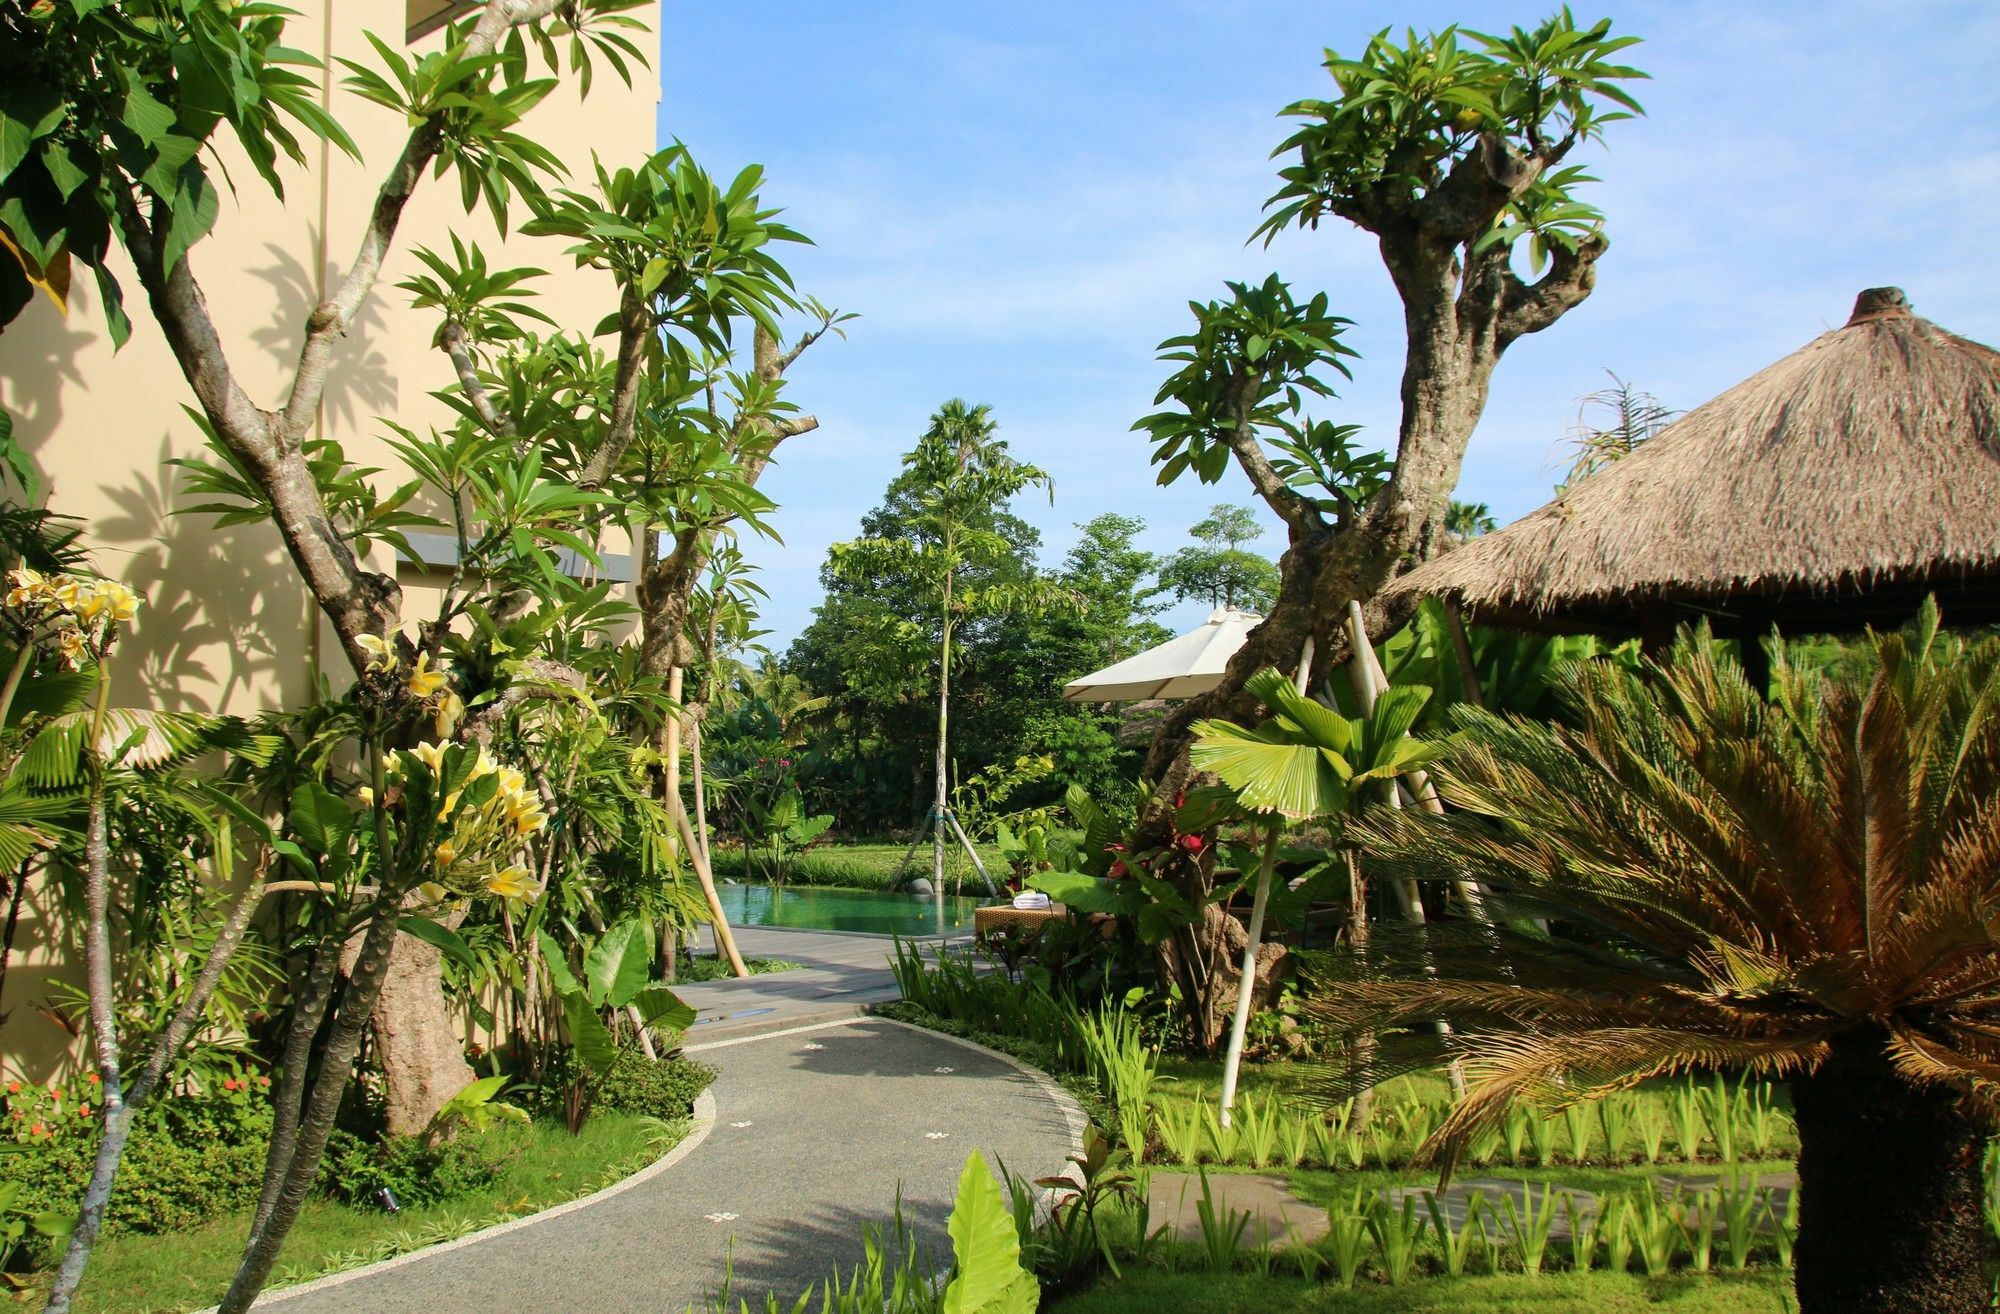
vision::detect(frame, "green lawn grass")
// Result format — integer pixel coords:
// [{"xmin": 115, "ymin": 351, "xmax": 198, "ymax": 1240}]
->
[
  {"xmin": 27, "ymin": 1112, "xmax": 680, "ymax": 1314},
  {"xmin": 1049, "ymin": 1269, "xmax": 1794, "ymax": 1313},
  {"xmin": 673, "ymin": 954, "xmax": 801, "ymax": 983},
  {"xmin": 706, "ymin": 840, "xmax": 1007, "ymax": 892}
]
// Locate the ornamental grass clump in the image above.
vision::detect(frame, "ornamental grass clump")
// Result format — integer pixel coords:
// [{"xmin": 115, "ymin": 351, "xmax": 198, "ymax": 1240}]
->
[{"xmin": 1319, "ymin": 603, "xmax": 2000, "ymax": 1313}]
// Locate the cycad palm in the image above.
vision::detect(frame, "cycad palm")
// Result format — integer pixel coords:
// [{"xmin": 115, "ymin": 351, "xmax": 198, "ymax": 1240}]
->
[{"xmin": 1324, "ymin": 605, "xmax": 2000, "ymax": 1314}]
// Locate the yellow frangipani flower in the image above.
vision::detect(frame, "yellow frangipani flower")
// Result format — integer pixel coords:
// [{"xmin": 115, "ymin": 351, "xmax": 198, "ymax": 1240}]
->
[
  {"xmin": 432, "ymin": 839, "xmax": 457, "ymax": 869},
  {"xmin": 5, "ymin": 568, "xmax": 47, "ymax": 608},
  {"xmin": 412, "ymin": 741, "xmax": 445, "ymax": 771},
  {"xmin": 440, "ymin": 789, "xmax": 463, "ymax": 818},
  {"xmin": 357, "ymin": 786, "xmax": 375, "ymax": 808},
  {"xmin": 355, "ymin": 633, "xmax": 398, "ymax": 673},
  {"xmin": 485, "ymin": 865, "xmax": 537, "ymax": 901},
  {"xmin": 56, "ymin": 626, "xmax": 87, "ymax": 667},
  {"xmin": 432, "ymin": 689, "xmax": 465, "ymax": 738},
  {"xmin": 415, "ymin": 881, "xmax": 451, "ymax": 904},
  {"xmin": 510, "ymin": 807, "xmax": 547, "ymax": 837},
  {"xmin": 496, "ymin": 767, "xmax": 527, "ymax": 797},
  {"xmin": 51, "ymin": 577, "xmax": 83, "ymax": 610},
  {"xmin": 405, "ymin": 651, "xmax": 447, "ymax": 700},
  {"xmin": 469, "ymin": 749, "xmax": 498, "ymax": 780},
  {"xmin": 74, "ymin": 581, "xmax": 138, "ymax": 625}
]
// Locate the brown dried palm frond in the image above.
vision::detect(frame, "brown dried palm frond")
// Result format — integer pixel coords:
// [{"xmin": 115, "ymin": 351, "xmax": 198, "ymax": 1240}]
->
[{"xmin": 1310, "ymin": 600, "xmax": 2000, "ymax": 1175}]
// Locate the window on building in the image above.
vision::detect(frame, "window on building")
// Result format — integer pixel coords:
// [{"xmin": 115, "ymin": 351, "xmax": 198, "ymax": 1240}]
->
[{"xmin": 406, "ymin": 0, "xmax": 481, "ymax": 42}]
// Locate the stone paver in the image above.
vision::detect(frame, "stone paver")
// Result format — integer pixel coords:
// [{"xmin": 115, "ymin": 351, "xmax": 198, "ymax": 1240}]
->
[
  {"xmin": 250, "ymin": 1015, "xmax": 1079, "ymax": 1312},
  {"xmin": 1143, "ymin": 1171, "xmax": 1326, "ymax": 1247}
]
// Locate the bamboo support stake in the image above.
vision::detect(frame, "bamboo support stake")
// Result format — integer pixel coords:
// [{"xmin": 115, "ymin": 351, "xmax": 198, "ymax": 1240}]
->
[
  {"xmin": 667, "ymin": 790, "xmax": 747, "ymax": 977},
  {"xmin": 1345, "ymin": 602, "xmax": 1465, "ymax": 1098}
]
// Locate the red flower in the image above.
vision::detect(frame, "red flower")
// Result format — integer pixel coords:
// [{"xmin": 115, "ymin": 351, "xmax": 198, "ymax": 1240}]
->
[
  {"xmin": 259, "ymin": 1076, "xmax": 271, "ymax": 1088},
  {"xmin": 1107, "ymin": 860, "xmax": 1128, "ymax": 879},
  {"xmin": 30, "ymin": 1123, "xmax": 45, "ymax": 1136},
  {"xmin": 5, "ymin": 1080, "xmax": 18, "ymax": 1094},
  {"xmin": 1174, "ymin": 790, "xmax": 1186, "ymax": 809},
  {"xmin": 222, "ymin": 1078, "xmax": 239, "ymax": 1092},
  {"xmin": 778, "ymin": 759, "xmax": 792, "ymax": 768},
  {"xmin": 1178, "ymin": 834, "xmax": 1206, "ymax": 854},
  {"xmin": 77, "ymin": 1105, "xmax": 92, "ymax": 1118},
  {"xmin": 86, "ymin": 1072, "xmax": 100, "ymax": 1084}
]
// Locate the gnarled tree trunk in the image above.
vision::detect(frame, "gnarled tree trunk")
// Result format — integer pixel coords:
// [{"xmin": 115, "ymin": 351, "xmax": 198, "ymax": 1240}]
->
[{"xmin": 366, "ymin": 899, "xmax": 476, "ymax": 1137}]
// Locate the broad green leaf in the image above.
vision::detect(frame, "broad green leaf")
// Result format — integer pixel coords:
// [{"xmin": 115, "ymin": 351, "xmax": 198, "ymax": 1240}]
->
[
  {"xmin": 399, "ymin": 914, "xmax": 475, "ymax": 972},
  {"xmin": 562, "ymin": 990, "xmax": 618, "ymax": 1077},
  {"xmin": 632, "ymin": 985, "xmax": 695, "ymax": 1032},
  {"xmin": 940, "ymin": 1153, "xmax": 1039, "ymax": 1314},
  {"xmin": 584, "ymin": 917, "xmax": 651, "ymax": 1008},
  {"xmin": 538, "ymin": 930, "xmax": 582, "ymax": 995},
  {"xmin": 288, "ymin": 781, "xmax": 354, "ymax": 857}
]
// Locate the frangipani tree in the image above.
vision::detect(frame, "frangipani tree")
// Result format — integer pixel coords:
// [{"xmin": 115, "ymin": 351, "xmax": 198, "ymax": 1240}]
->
[
  {"xmin": 1326, "ymin": 607, "xmax": 2000, "ymax": 1314},
  {"xmin": 1133, "ymin": 12, "xmax": 1645, "ymax": 1050},
  {"xmin": 1191, "ymin": 666, "xmax": 1443, "ymax": 1121}
]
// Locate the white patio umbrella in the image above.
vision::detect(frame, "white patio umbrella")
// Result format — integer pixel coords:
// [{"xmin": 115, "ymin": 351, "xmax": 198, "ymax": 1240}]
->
[{"xmin": 1062, "ymin": 607, "xmax": 1262, "ymax": 703}]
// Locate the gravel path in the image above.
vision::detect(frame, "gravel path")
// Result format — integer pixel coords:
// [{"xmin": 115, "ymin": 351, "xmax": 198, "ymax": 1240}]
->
[{"xmin": 248, "ymin": 1015, "xmax": 1082, "ymax": 1313}]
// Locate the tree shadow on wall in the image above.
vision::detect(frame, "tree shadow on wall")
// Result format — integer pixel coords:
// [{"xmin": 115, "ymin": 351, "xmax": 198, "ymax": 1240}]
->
[
  {"xmin": 94, "ymin": 433, "xmax": 301, "ymax": 714},
  {"xmin": 246, "ymin": 241, "xmax": 396, "ymax": 434}
]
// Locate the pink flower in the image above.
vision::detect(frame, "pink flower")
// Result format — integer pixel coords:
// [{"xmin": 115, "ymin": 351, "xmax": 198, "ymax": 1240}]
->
[{"xmin": 778, "ymin": 759, "xmax": 792, "ymax": 768}]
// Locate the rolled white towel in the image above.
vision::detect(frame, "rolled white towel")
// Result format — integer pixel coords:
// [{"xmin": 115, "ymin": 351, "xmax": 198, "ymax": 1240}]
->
[{"xmin": 1011, "ymin": 891, "xmax": 1052, "ymax": 911}]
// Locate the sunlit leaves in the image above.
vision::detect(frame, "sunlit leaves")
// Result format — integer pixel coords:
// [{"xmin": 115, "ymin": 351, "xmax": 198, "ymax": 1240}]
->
[{"xmin": 1257, "ymin": 11, "xmax": 1646, "ymax": 254}]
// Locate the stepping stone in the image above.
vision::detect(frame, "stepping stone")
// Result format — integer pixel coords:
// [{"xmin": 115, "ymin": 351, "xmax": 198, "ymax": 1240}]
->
[{"xmin": 1143, "ymin": 1172, "xmax": 1326, "ymax": 1247}]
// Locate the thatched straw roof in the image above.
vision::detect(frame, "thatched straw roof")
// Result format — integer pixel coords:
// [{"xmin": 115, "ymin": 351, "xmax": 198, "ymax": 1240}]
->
[{"xmin": 1386, "ymin": 288, "xmax": 2000, "ymax": 639}]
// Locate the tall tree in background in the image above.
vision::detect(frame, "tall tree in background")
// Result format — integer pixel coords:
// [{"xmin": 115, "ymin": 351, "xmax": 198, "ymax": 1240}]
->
[
  {"xmin": 830, "ymin": 402, "xmax": 1068, "ymax": 890},
  {"xmin": 1153, "ymin": 502, "xmax": 1281, "ymax": 611},
  {"xmin": 1134, "ymin": 13, "xmax": 1647, "ymax": 1051}
]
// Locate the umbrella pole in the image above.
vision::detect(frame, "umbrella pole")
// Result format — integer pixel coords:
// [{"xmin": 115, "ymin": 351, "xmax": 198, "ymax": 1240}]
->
[{"xmin": 1219, "ymin": 637, "xmax": 1317, "ymax": 1127}]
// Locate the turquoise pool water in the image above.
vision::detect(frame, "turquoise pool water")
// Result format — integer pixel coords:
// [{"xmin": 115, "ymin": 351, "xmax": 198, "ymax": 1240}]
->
[{"xmin": 714, "ymin": 883, "xmax": 980, "ymax": 937}]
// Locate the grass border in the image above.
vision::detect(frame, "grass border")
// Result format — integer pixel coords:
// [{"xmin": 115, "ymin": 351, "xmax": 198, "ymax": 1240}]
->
[{"xmin": 191, "ymin": 1090, "xmax": 718, "ymax": 1312}]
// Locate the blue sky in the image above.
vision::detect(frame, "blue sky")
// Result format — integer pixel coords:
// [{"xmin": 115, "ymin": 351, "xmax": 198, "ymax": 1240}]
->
[{"xmin": 654, "ymin": 1, "xmax": 2000, "ymax": 650}]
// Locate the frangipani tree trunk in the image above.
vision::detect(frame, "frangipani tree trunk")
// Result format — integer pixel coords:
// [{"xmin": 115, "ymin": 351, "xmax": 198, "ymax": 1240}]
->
[{"xmin": 1135, "ymin": 13, "xmax": 1644, "ymax": 1052}]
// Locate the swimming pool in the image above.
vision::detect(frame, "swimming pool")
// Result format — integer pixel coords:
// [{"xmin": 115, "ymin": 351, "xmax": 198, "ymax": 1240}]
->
[{"xmin": 713, "ymin": 883, "xmax": 981, "ymax": 937}]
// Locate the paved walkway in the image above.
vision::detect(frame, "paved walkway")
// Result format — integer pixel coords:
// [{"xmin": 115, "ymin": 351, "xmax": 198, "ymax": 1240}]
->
[
  {"xmin": 673, "ymin": 925, "xmax": 964, "ymax": 1042},
  {"xmin": 251, "ymin": 937, "xmax": 1075, "ymax": 1314}
]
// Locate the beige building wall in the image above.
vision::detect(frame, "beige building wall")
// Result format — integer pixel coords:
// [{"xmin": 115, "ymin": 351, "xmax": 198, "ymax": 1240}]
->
[{"xmin": 0, "ymin": 0, "xmax": 662, "ymax": 1078}]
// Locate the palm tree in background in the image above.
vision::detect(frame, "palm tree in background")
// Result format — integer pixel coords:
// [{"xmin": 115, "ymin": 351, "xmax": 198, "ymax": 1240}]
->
[
  {"xmin": 1443, "ymin": 500, "xmax": 1497, "ymax": 541},
  {"xmin": 1317, "ymin": 605, "xmax": 2000, "ymax": 1314}
]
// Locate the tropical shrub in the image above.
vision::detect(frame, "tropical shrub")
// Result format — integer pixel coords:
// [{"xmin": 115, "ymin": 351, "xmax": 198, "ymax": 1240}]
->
[
  {"xmin": 4, "ymin": 1070, "xmax": 272, "ymax": 1237},
  {"xmin": 531, "ymin": 1051, "xmax": 716, "ymax": 1124},
  {"xmin": 318, "ymin": 1126, "xmax": 522, "ymax": 1212}
]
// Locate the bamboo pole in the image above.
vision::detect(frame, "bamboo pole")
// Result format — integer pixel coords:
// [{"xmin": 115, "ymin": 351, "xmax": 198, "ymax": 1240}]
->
[
  {"xmin": 667, "ymin": 789, "xmax": 747, "ymax": 978},
  {"xmin": 1219, "ymin": 638, "xmax": 1316, "ymax": 1126},
  {"xmin": 1346, "ymin": 602, "xmax": 1465, "ymax": 1097}
]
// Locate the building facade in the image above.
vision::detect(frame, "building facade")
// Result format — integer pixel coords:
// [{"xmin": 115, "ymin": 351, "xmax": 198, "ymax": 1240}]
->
[{"xmin": 0, "ymin": 0, "xmax": 663, "ymax": 1076}]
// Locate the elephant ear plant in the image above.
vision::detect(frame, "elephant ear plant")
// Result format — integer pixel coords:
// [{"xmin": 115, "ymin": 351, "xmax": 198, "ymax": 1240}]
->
[
  {"xmin": 1320, "ymin": 602, "xmax": 2000, "ymax": 1314},
  {"xmin": 539, "ymin": 918, "xmax": 696, "ymax": 1132}
]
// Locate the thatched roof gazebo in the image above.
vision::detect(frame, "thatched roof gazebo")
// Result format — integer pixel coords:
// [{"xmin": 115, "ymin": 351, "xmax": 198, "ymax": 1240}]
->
[{"xmin": 1385, "ymin": 288, "xmax": 2000, "ymax": 654}]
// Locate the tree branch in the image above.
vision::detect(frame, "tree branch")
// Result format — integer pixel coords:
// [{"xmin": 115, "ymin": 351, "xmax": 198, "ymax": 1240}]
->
[
  {"xmin": 276, "ymin": 0, "xmax": 567, "ymax": 445},
  {"xmin": 438, "ymin": 319, "xmax": 514, "ymax": 437},
  {"xmin": 1216, "ymin": 371, "xmax": 1323, "ymax": 540},
  {"xmin": 575, "ymin": 288, "xmax": 650, "ymax": 488},
  {"xmin": 1496, "ymin": 232, "xmax": 1607, "ymax": 347}
]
